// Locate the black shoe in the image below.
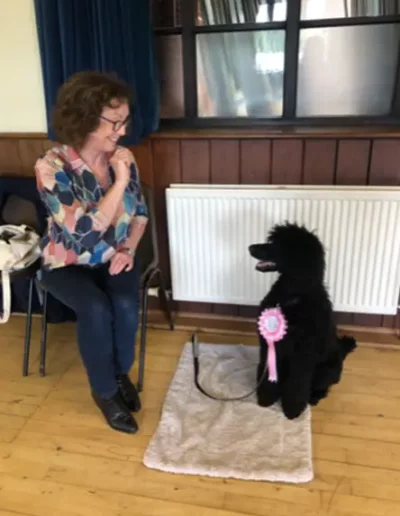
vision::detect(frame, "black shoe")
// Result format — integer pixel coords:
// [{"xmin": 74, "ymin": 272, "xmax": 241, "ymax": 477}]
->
[
  {"xmin": 116, "ymin": 374, "xmax": 141, "ymax": 412},
  {"xmin": 92, "ymin": 391, "xmax": 138, "ymax": 434}
]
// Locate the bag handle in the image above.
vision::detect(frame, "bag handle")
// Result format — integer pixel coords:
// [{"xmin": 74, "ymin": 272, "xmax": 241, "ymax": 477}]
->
[{"xmin": 0, "ymin": 269, "xmax": 11, "ymax": 324}]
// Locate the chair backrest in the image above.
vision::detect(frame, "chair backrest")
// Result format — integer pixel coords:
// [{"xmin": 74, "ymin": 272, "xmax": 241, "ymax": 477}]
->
[
  {"xmin": 0, "ymin": 177, "xmax": 47, "ymax": 235},
  {"xmin": 1, "ymin": 194, "xmax": 42, "ymax": 233},
  {"xmin": 136, "ymin": 182, "xmax": 159, "ymax": 281}
]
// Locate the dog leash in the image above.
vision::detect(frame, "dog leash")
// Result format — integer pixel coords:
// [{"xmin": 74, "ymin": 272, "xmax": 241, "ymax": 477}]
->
[
  {"xmin": 191, "ymin": 333, "xmax": 269, "ymax": 402},
  {"xmin": 191, "ymin": 298, "xmax": 300, "ymax": 402}
]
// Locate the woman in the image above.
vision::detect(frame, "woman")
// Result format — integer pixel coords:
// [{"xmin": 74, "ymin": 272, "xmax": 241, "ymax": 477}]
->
[{"xmin": 35, "ymin": 71, "xmax": 148, "ymax": 434}]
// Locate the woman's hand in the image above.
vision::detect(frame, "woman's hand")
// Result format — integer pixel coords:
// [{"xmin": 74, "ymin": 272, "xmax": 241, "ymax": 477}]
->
[
  {"xmin": 110, "ymin": 148, "xmax": 133, "ymax": 185},
  {"xmin": 109, "ymin": 250, "xmax": 134, "ymax": 275}
]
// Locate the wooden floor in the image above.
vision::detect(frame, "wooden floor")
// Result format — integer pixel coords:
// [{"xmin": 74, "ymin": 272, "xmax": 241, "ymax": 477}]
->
[{"xmin": 0, "ymin": 319, "xmax": 400, "ymax": 516}]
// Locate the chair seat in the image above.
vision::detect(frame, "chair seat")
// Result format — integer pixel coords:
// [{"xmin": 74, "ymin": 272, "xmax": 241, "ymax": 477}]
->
[{"xmin": 0, "ymin": 258, "xmax": 41, "ymax": 283}]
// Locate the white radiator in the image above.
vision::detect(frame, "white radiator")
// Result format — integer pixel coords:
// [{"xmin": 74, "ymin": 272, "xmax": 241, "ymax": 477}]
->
[{"xmin": 166, "ymin": 185, "xmax": 400, "ymax": 315}]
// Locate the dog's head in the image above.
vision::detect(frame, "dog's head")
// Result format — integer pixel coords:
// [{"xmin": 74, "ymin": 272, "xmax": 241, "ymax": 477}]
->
[{"xmin": 249, "ymin": 223, "xmax": 325, "ymax": 285}]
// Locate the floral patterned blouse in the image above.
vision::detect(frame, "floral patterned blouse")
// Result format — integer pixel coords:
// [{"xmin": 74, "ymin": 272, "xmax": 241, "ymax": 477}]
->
[{"xmin": 35, "ymin": 145, "xmax": 148, "ymax": 270}]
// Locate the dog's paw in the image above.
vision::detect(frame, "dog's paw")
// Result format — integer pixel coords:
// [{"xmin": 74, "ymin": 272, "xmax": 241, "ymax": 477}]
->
[
  {"xmin": 281, "ymin": 400, "xmax": 308, "ymax": 420},
  {"xmin": 309, "ymin": 388, "xmax": 329, "ymax": 406},
  {"xmin": 282, "ymin": 407, "xmax": 305, "ymax": 420},
  {"xmin": 256, "ymin": 395, "xmax": 277, "ymax": 408},
  {"xmin": 256, "ymin": 384, "xmax": 280, "ymax": 408}
]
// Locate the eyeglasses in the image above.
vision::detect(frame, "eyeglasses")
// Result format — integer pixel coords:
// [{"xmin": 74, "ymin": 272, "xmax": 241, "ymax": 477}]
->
[{"xmin": 100, "ymin": 114, "xmax": 131, "ymax": 132}]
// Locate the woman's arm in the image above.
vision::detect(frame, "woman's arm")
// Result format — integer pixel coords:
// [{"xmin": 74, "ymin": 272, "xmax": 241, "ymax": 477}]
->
[
  {"xmin": 36, "ymin": 148, "xmax": 131, "ymax": 231},
  {"xmin": 123, "ymin": 218, "xmax": 148, "ymax": 252},
  {"xmin": 35, "ymin": 154, "xmax": 127, "ymax": 251},
  {"xmin": 122, "ymin": 156, "xmax": 149, "ymax": 252}
]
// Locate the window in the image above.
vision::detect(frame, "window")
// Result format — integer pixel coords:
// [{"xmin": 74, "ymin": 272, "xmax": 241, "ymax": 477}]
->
[{"xmin": 153, "ymin": 0, "xmax": 400, "ymax": 127}]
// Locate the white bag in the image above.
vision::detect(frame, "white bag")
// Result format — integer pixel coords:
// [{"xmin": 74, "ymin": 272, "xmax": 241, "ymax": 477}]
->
[{"xmin": 0, "ymin": 225, "xmax": 41, "ymax": 324}]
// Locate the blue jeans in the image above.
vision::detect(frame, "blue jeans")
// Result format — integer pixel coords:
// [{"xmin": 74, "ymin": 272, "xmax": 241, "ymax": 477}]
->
[{"xmin": 39, "ymin": 261, "xmax": 141, "ymax": 398}]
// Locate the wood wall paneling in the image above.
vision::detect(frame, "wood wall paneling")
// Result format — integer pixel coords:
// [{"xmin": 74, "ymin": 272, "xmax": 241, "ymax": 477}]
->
[
  {"xmin": 0, "ymin": 139, "xmax": 24, "ymax": 176},
  {"xmin": 1, "ymin": 133, "xmax": 399, "ymax": 330},
  {"xmin": 369, "ymin": 139, "xmax": 400, "ymax": 186},
  {"xmin": 131, "ymin": 139, "xmax": 153, "ymax": 187},
  {"xmin": 210, "ymin": 140, "xmax": 240, "ymax": 184},
  {"xmin": 0, "ymin": 138, "xmax": 57, "ymax": 177},
  {"xmin": 240, "ymin": 139, "xmax": 271, "ymax": 184},
  {"xmin": 303, "ymin": 139, "xmax": 336, "ymax": 185},
  {"xmin": 271, "ymin": 139, "xmax": 303, "ymax": 184},
  {"xmin": 336, "ymin": 140, "xmax": 371, "ymax": 185},
  {"xmin": 181, "ymin": 140, "xmax": 210, "ymax": 184}
]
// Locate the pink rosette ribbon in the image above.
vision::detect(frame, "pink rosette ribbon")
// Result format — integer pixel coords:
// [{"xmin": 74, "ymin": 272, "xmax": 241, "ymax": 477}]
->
[{"xmin": 257, "ymin": 307, "xmax": 287, "ymax": 382}]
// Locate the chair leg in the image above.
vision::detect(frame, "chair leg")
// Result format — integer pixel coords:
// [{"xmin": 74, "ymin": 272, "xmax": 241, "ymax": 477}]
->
[
  {"xmin": 158, "ymin": 270, "xmax": 174, "ymax": 331},
  {"xmin": 39, "ymin": 290, "xmax": 48, "ymax": 377},
  {"xmin": 22, "ymin": 277, "xmax": 34, "ymax": 377},
  {"xmin": 138, "ymin": 279, "xmax": 150, "ymax": 393}
]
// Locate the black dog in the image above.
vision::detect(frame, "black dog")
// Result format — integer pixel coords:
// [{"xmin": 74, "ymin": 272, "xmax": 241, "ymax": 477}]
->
[{"xmin": 249, "ymin": 223, "xmax": 356, "ymax": 420}]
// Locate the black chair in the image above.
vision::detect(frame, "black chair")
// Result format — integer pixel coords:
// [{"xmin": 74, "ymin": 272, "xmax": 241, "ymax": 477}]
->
[
  {"xmin": 37, "ymin": 182, "xmax": 174, "ymax": 391},
  {"xmin": 0, "ymin": 194, "xmax": 43, "ymax": 376},
  {"xmin": 136, "ymin": 182, "xmax": 174, "ymax": 391}
]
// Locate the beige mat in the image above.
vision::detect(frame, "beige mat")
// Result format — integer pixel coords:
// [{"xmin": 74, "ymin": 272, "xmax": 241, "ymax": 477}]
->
[{"xmin": 143, "ymin": 342, "xmax": 313, "ymax": 483}]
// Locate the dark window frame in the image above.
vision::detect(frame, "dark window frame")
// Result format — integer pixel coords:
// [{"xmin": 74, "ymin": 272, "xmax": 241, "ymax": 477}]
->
[{"xmin": 154, "ymin": 0, "xmax": 400, "ymax": 128}]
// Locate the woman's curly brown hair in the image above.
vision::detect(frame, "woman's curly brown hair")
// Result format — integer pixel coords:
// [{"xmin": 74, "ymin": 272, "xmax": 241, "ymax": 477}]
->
[{"xmin": 52, "ymin": 71, "xmax": 132, "ymax": 149}]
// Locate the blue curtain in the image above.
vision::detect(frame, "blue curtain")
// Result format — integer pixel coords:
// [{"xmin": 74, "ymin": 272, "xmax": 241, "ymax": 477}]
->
[{"xmin": 34, "ymin": 0, "xmax": 159, "ymax": 144}]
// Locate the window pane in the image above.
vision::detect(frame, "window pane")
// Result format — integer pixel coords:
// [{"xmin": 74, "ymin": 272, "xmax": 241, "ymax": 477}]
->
[
  {"xmin": 197, "ymin": 31, "xmax": 285, "ymax": 117},
  {"xmin": 156, "ymin": 36, "xmax": 184, "ymax": 118},
  {"xmin": 301, "ymin": 0, "xmax": 400, "ymax": 19},
  {"xmin": 297, "ymin": 24, "xmax": 400, "ymax": 117},
  {"xmin": 153, "ymin": 0, "xmax": 181, "ymax": 28},
  {"xmin": 196, "ymin": 0, "xmax": 287, "ymax": 25}
]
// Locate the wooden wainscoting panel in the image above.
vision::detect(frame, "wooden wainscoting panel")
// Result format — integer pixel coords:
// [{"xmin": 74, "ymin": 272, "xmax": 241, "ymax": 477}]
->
[
  {"xmin": 0, "ymin": 139, "xmax": 22, "ymax": 176},
  {"xmin": 240, "ymin": 139, "xmax": 271, "ymax": 184},
  {"xmin": 271, "ymin": 139, "xmax": 303, "ymax": 184},
  {"xmin": 181, "ymin": 140, "xmax": 210, "ymax": 184},
  {"xmin": 303, "ymin": 139, "xmax": 337, "ymax": 185},
  {"xmin": 131, "ymin": 139, "xmax": 153, "ymax": 187},
  {"xmin": 336, "ymin": 139, "xmax": 371, "ymax": 185},
  {"xmin": 16, "ymin": 139, "xmax": 46, "ymax": 176},
  {"xmin": 210, "ymin": 139, "xmax": 240, "ymax": 184},
  {"xmin": 369, "ymin": 139, "xmax": 400, "ymax": 186}
]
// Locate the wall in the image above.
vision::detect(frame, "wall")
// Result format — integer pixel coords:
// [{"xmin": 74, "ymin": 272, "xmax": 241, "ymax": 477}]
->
[
  {"xmin": 0, "ymin": 130, "xmax": 399, "ymax": 331},
  {"xmin": 0, "ymin": 0, "xmax": 47, "ymax": 132}
]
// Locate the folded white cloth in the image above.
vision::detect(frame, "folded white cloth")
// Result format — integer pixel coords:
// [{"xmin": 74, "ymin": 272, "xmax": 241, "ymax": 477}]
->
[{"xmin": 143, "ymin": 342, "xmax": 313, "ymax": 483}]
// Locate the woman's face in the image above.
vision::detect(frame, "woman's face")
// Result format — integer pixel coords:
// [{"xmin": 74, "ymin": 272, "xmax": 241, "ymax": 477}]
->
[{"xmin": 86, "ymin": 99, "xmax": 130, "ymax": 153}]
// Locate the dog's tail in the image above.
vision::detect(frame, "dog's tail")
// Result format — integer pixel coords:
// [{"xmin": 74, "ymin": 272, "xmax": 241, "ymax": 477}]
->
[{"xmin": 338, "ymin": 335, "xmax": 357, "ymax": 359}]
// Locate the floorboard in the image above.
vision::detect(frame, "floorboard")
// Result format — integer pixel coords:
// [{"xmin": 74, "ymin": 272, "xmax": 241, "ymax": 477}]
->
[{"xmin": 0, "ymin": 319, "xmax": 399, "ymax": 515}]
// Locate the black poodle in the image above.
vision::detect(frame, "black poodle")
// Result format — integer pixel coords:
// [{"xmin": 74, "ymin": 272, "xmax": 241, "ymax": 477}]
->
[{"xmin": 249, "ymin": 223, "xmax": 356, "ymax": 420}]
